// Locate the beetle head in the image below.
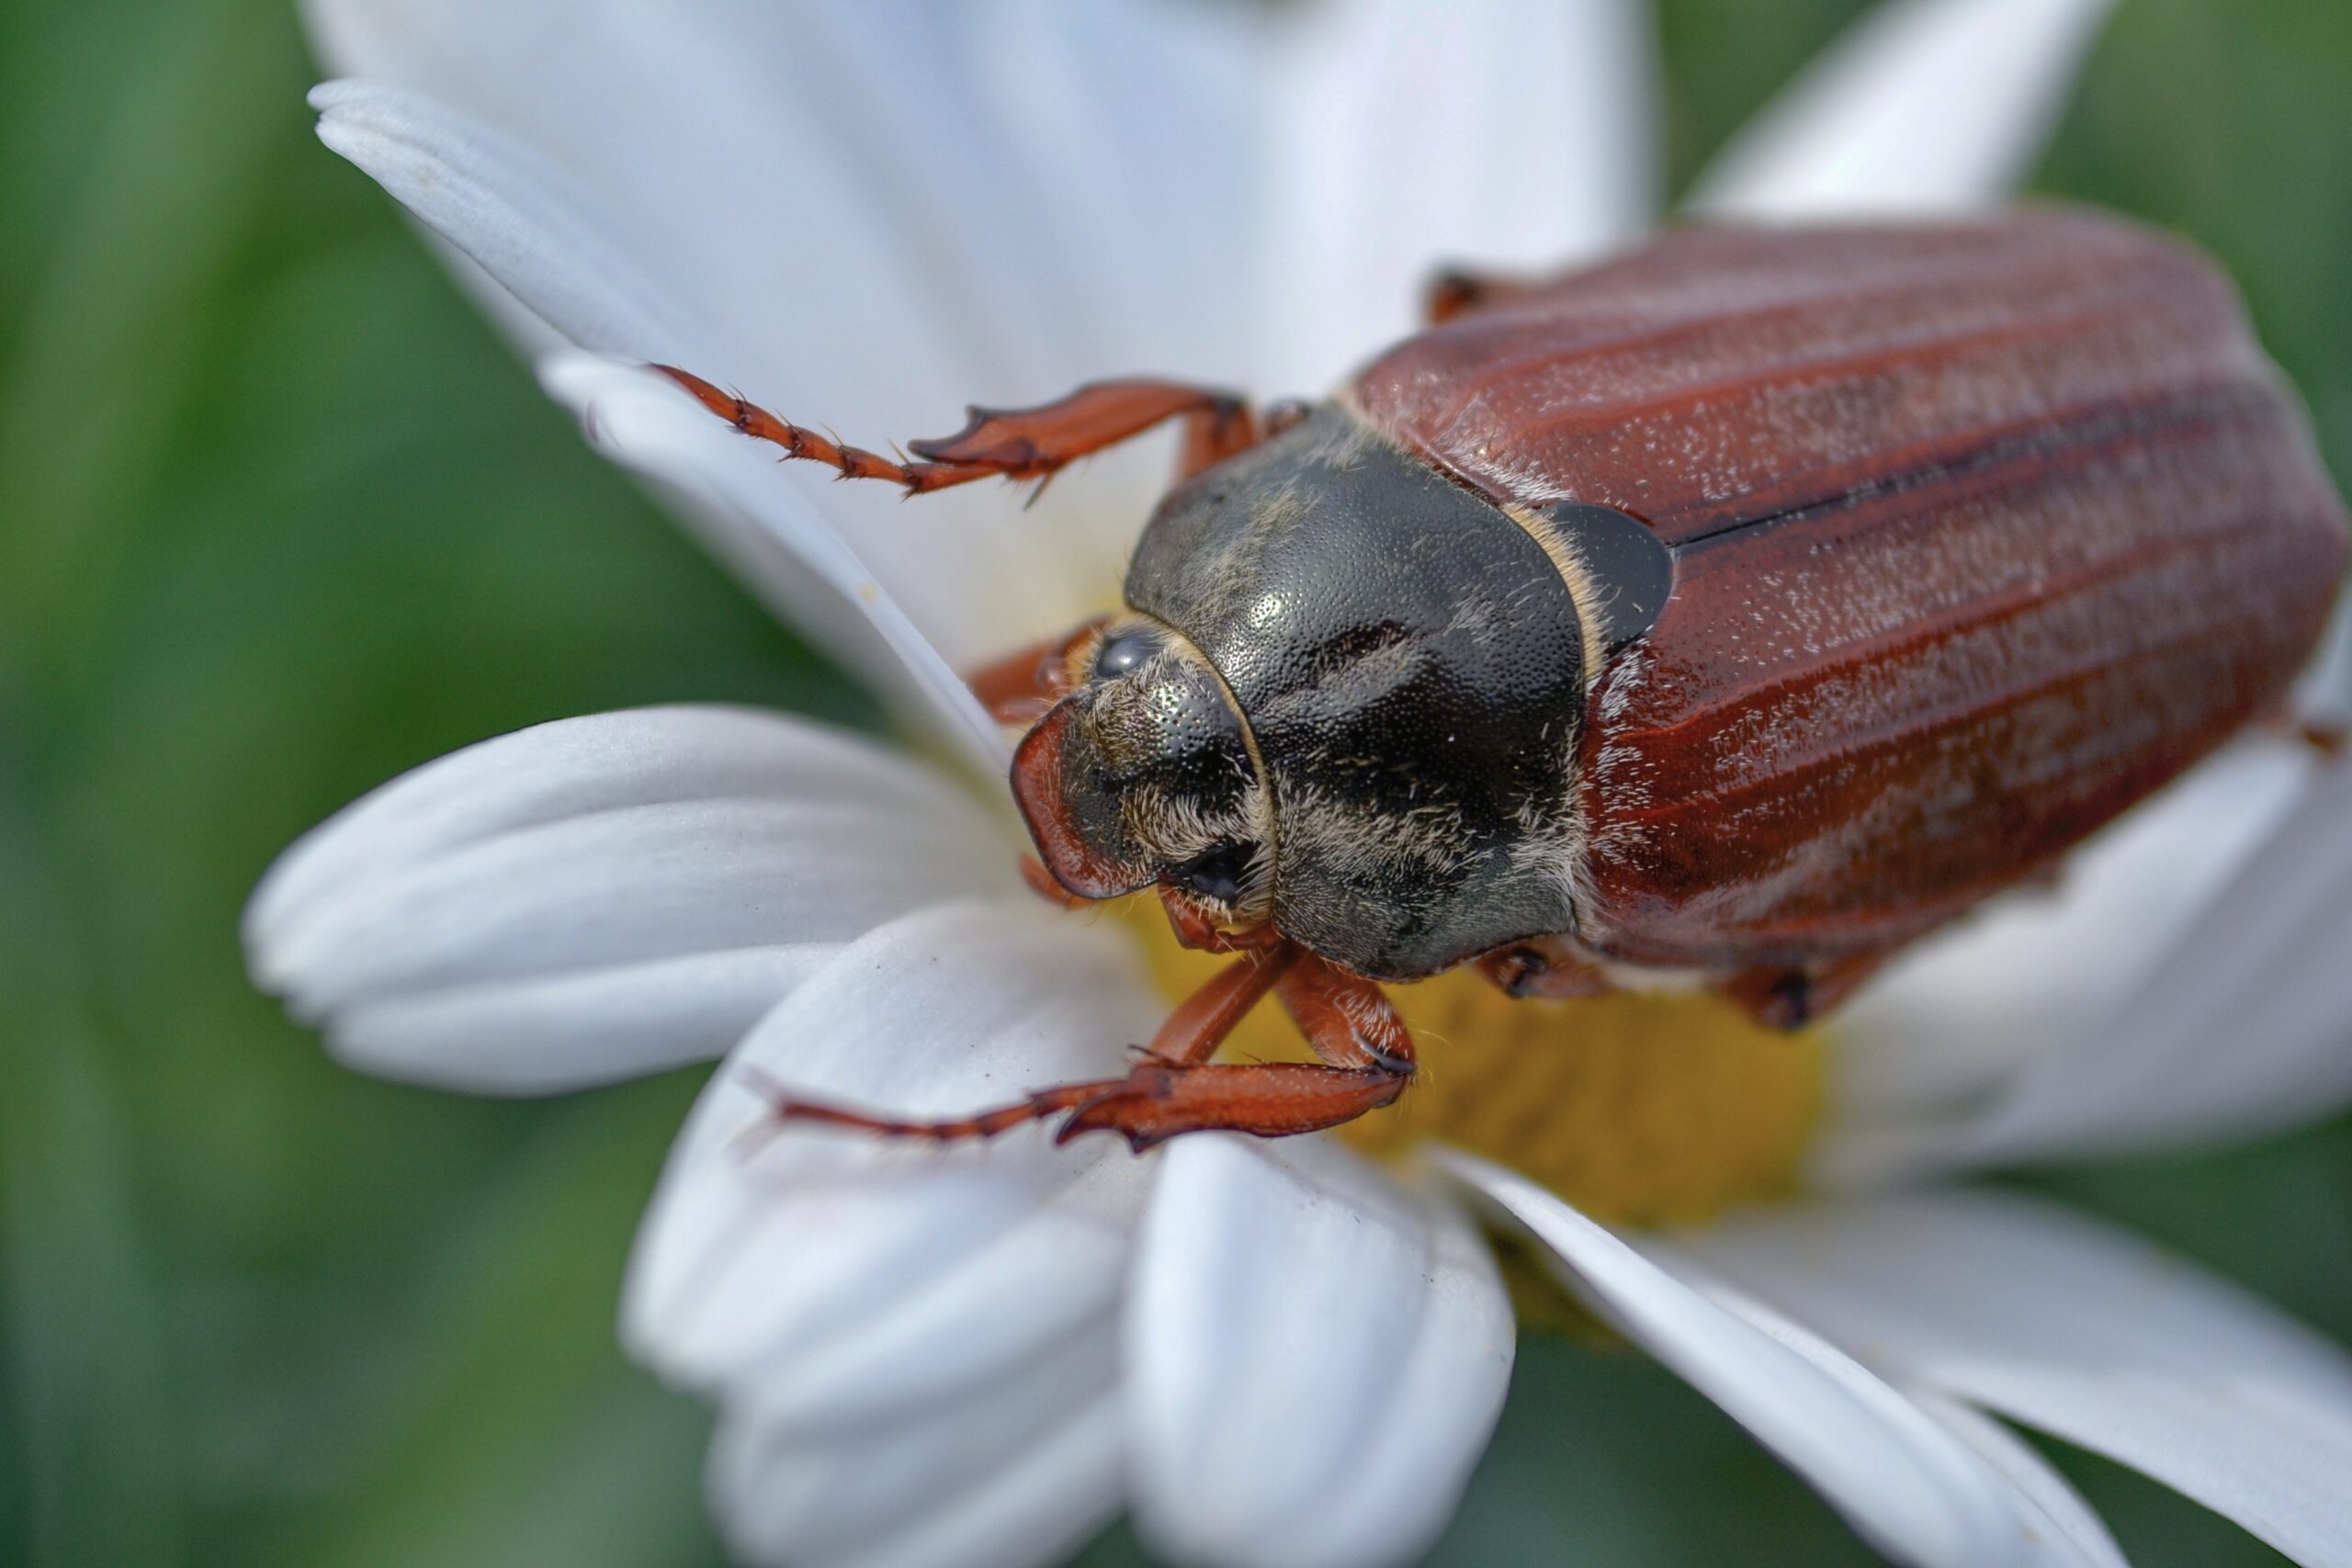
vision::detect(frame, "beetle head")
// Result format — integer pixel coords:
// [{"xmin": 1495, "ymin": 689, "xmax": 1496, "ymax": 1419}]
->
[{"xmin": 1011, "ymin": 615, "xmax": 1272, "ymax": 920}]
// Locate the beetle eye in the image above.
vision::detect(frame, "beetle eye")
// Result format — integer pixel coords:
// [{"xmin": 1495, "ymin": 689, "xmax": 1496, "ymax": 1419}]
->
[
  {"xmin": 1093, "ymin": 627, "xmax": 1160, "ymax": 680},
  {"xmin": 1171, "ymin": 840, "xmax": 1252, "ymax": 905}
]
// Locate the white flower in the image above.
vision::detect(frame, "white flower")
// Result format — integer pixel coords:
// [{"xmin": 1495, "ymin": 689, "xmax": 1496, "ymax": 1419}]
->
[{"xmin": 250, "ymin": 2, "xmax": 2352, "ymax": 1566}]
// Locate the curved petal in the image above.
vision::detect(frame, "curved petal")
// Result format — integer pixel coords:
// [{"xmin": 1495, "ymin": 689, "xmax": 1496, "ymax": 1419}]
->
[
  {"xmin": 1128, "ymin": 1136, "xmax": 1513, "ymax": 1568},
  {"xmin": 300, "ymin": 4, "xmax": 1266, "ymax": 673},
  {"xmin": 541, "ymin": 354, "xmax": 1011, "ymax": 773},
  {"xmin": 1682, "ymin": 1189, "xmax": 2352, "ymax": 1568},
  {"xmin": 1821, "ymin": 744, "xmax": 2352, "ymax": 1185},
  {"xmin": 303, "ymin": 0, "xmax": 1252, "ymax": 400},
  {"xmin": 313, "ymin": 69, "xmax": 1116, "ymax": 739},
  {"xmin": 1438, "ymin": 1152, "xmax": 2111, "ymax": 1568},
  {"xmin": 1902, "ymin": 1391, "xmax": 2127, "ymax": 1568},
  {"xmin": 245, "ymin": 706, "xmax": 1015, "ymax": 1092},
  {"xmin": 310, "ymin": 81, "xmax": 722, "ymax": 363},
  {"xmin": 2293, "ymin": 596, "xmax": 2352, "ymax": 733},
  {"xmin": 1252, "ymin": 0, "xmax": 1658, "ymax": 391},
  {"xmin": 1687, "ymin": 0, "xmax": 2116, "ymax": 219},
  {"xmin": 709, "ymin": 1371, "xmax": 1125, "ymax": 1568},
  {"xmin": 624, "ymin": 900, "xmax": 1160, "ymax": 1567},
  {"xmin": 622, "ymin": 900, "xmax": 1156, "ymax": 1401}
]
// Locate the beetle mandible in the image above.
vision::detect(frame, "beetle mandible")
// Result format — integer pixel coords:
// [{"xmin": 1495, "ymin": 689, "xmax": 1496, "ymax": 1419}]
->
[{"xmin": 658, "ymin": 207, "xmax": 2350, "ymax": 1151}]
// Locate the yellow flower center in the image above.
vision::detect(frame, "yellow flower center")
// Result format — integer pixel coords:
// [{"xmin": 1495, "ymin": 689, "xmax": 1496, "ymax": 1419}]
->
[{"xmin": 1131, "ymin": 910, "xmax": 1824, "ymax": 1226}]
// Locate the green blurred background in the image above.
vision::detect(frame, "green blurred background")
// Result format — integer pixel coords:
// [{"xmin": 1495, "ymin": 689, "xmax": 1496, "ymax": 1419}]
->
[{"xmin": 3, "ymin": 1, "xmax": 2349, "ymax": 1564}]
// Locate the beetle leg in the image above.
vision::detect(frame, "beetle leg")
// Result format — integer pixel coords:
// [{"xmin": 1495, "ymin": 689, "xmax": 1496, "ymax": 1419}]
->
[
  {"xmin": 1016, "ymin": 855, "xmax": 1090, "ymax": 910},
  {"xmin": 1157, "ymin": 887, "xmax": 1283, "ymax": 955},
  {"xmin": 738, "ymin": 947, "xmax": 1415, "ymax": 1151},
  {"xmin": 740, "ymin": 942, "xmax": 1301, "ymax": 1147},
  {"xmin": 1476, "ymin": 933, "xmax": 1619, "ymax": 1000},
  {"xmin": 1050, "ymin": 953, "xmax": 1417, "ymax": 1147},
  {"xmin": 1423, "ymin": 265, "xmax": 1543, "ymax": 325},
  {"xmin": 966, "ymin": 615, "xmax": 1108, "ymax": 726},
  {"xmin": 653, "ymin": 365, "xmax": 1260, "ymax": 494},
  {"xmin": 1721, "ymin": 949, "xmax": 1894, "ymax": 1031}
]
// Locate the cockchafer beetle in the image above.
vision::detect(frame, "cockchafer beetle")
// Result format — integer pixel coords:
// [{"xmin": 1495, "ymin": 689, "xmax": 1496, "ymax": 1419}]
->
[{"xmin": 658, "ymin": 206, "xmax": 2351, "ymax": 1151}]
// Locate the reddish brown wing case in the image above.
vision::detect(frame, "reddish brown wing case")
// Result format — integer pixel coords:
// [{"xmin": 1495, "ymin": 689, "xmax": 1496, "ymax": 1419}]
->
[{"xmin": 1351, "ymin": 209, "xmax": 2350, "ymax": 971}]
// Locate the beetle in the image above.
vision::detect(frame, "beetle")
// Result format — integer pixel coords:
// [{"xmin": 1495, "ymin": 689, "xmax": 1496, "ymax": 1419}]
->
[{"xmin": 657, "ymin": 206, "xmax": 2350, "ymax": 1150}]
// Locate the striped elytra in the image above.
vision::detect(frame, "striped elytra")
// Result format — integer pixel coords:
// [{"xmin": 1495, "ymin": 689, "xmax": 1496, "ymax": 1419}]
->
[{"xmin": 1350, "ymin": 209, "xmax": 2348, "ymax": 976}]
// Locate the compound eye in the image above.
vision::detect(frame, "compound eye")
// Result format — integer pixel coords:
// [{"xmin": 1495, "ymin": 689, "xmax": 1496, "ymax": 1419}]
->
[
  {"xmin": 1093, "ymin": 626, "xmax": 1161, "ymax": 681},
  {"xmin": 1172, "ymin": 840, "xmax": 1252, "ymax": 905}
]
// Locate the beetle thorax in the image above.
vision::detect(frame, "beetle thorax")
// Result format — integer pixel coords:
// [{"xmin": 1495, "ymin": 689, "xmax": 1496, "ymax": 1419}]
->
[{"xmin": 1121, "ymin": 404, "xmax": 1594, "ymax": 979}]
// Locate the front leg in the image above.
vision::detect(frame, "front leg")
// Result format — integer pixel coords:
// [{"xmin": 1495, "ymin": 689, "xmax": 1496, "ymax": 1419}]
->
[
  {"xmin": 655, "ymin": 366, "xmax": 1261, "ymax": 496},
  {"xmin": 741, "ymin": 944, "xmax": 1415, "ymax": 1153},
  {"xmin": 966, "ymin": 615, "xmax": 1107, "ymax": 726},
  {"xmin": 1053, "ymin": 953, "xmax": 1418, "ymax": 1146}
]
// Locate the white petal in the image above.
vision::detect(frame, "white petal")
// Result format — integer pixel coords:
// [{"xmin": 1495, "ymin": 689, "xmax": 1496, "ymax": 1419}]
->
[
  {"xmin": 1903, "ymin": 1391, "xmax": 2128, "ymax": 1568},
  {"xmin": 1823, "ymin": 745, "xmax": 2352, "ymax": 1185},
  {"xmin": 622, "ymin": 900, "xmax": 1158, "ymax": 1403},
  {"xmin": 1439, "ymin": 1153, "xmax": 2109, "ymax": 1568},
  {"xmin": 2293, "ymin": 595, "xmax": 2352, "ymax": 733},
  {"xmin": 1683, "ymin": 1188, "xmax": 2352, "ymax": 1567},
  {"xmin": 311, "ymin": 81, "xmax": 719, "ymax": 363},
  {"xmin": 313, "ymin": 75, "xmax": 1028, "ymax": 739},
  {"xmin": 541, "ymin": 354, "xmax": 1012, "ymax": 773},
  {"xmin": 1129, "ymin": 1136, "xmax": 1513, "ymax": 1568},
  {"xmin": 245, "ymin": 706, "xmax": 1013, "ymax": 1092},
  {"xmin": 310, "ymin": 67, "xmax": 1100, "ymax": 740},
  {"xmin": 1687, "ymin": 0, "xmax": 2116, "ymax": 219},
  {"xmin": 301, "ymin": 4, "xmax": 1273, "ymax": 666},
  {"xmin": 303, "ymin": 0, "xmax": 1251, "ymax": 402},
  {"xmin": 626, "ymin": 901, "xmax": 1159, "ymax": 1567},
  {"xmin": 710, "ymin": 1374, "xmax": 1125, "ymax": 1568},
  {"xmin": 1826, "ymin": 742, "xmax": 2313, "ymax": 1128},
  {"xmin": 1253, "ymin": 0, "xmax": 1659, "ymax": 391}
]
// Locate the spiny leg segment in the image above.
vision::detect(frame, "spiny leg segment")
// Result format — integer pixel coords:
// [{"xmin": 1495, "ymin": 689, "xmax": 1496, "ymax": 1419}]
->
[{"xmin": 652, "ymin": 365, "xmax": 1260, "ymax": 497}]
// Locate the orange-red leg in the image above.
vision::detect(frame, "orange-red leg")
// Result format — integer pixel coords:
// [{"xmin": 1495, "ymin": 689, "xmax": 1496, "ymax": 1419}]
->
[
  {"xmin": 967, "ymin": 615, "xmax": 1106, "ymax": 726},
  {"xmin": 751, "ymin": 942, "xmax": 1295, "ymax": 1148},
  {"xmin": 1720, "ymin": 948, "xmax": 1896, "ymax": 1030},
  {"xmin": 1423, "ymin": 265, "xmax": 1544, "ymax": 325},
  {"xmin": 742, "ymin": 942, "xmax": 1416, "ymax": 1152},
  {"xmin": 1048, "ymin": 952, "xmax": 1417, "ymax": 1147},
  {"xmin": 653, "ymin": 365, "xmax": 1259, "ymax": 496},
  {"xmin": 1475, "ymin": 933, "xmax": 1618, "ymax": 1000},
  {"xmin": 1156, "ymin": 886, "xmax": 1283, "ymax": 955}
]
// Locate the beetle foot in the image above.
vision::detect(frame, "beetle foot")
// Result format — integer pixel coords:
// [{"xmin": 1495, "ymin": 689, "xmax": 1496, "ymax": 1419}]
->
[{"xmin": 1476, "ymin": 936, "xmax": 1614, "ymax": 1001}]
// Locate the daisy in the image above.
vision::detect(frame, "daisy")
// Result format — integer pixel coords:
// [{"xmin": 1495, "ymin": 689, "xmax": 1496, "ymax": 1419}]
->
[{"xmin": 249, "ymin": 2, "xmax": 2352, "ymax": 1566}]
